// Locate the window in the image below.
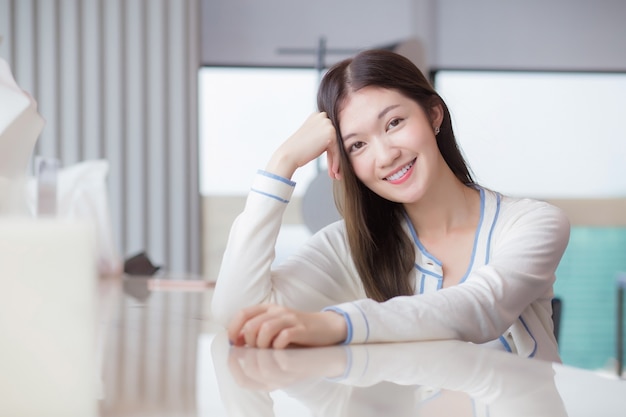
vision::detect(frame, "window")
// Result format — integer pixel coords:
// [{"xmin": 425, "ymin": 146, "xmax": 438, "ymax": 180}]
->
[
  {"xmin": 432, "ymin": 70, "xmax": 626, "ymax": 198},
  {"xmin": 198, "ymin": 67, "xmax": 321, "ymax": 196}
]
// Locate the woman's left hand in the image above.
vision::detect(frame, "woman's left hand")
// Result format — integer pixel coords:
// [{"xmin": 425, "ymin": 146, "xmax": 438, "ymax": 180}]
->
[{"xmin": 227, "ymin": 304, "xmax": 348, "ymax": 349}]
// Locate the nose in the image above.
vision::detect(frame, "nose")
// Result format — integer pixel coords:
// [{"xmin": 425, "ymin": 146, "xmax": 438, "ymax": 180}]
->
[{"xmin": 373, "ymin": 135, "xmax": 401, "ymax": 169}]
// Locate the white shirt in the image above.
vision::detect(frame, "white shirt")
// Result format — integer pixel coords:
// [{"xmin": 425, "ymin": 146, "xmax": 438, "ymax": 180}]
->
[{"xmin": 212, "ymin": 170, "xmax": 571, "ymax": 362}]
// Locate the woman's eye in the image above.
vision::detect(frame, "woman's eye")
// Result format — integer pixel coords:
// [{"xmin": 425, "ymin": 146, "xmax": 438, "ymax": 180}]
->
[
  {"xmin": 348, "ymin": 141, "xmax": 365, "ymax": 153},
  {"xmin": 387, "ymin": 118, "xmax": 402, "ymax": 130}
]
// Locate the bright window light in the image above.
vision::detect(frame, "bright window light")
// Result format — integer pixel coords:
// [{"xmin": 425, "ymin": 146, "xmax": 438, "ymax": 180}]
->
[
  {"xmin": 198, "ymin": 67, "xmax": 320, "ymax": 196},
  {"xmin": 433, "ymin": 70, "xmax": 626, "ymax": 198}
]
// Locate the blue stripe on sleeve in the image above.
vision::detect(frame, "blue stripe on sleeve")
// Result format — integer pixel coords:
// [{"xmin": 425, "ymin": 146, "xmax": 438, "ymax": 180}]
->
[
  {"xmin": 250, "ymin": 188, "xmax": 290, "ymax": 203},
  {"xmin": 257, "ymin": 169, "xmax": 296, "ymax": 187},
  {"xmin": 519, "ymin": 316, "xmax": 538, "ymax": 358},
  {"xmin": 323, "ymin": 307, "xmax": 354, "ymax": 344},
  {"xmin": 499, "ymin": 335, "xmax": 513, "ymax": 352},
  {"xmin": 351, "ymin": 302, "xmax": 370, "ymax": 343}
]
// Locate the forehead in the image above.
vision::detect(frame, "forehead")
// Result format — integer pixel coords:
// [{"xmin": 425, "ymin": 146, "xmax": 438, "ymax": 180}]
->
[
  {"xmin": 338, "ymin": 87, "xmax": 418, "ymax": 132},
  {"xmin": 340, "ymin": 86, "xmax": 404, "ymax": 111}
]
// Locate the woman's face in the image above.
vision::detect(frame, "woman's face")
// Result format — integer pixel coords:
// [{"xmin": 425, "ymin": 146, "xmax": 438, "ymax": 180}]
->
[{"xmin": 338, "ymin": 87, "xmax": 445, "ymax": 204}]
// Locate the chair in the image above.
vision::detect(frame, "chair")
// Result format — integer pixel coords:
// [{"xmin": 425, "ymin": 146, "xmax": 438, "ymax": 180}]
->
[
  {"xmin": 552, "ymin": 297, "xmax": 563, "ymax": 342},
  {"xmin": 551, "ymin": 297, "xmax": 562, "ymax": 344},
  {"xmin": 301, "ymin": 171, "xmax": 341, "ymax": 234},
  {"xmin": 617, "ymin": 273, "xmax": 626, "ymax": 378}
]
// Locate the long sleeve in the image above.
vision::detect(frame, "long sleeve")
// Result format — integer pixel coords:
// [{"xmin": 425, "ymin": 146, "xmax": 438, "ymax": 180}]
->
[
  {"xmin": 211, "ymin": 170, "xmax": 364, "ymax": 325},
  {"xmin": 212, "ymin": 177, "xmax": 570, "ymax": 361},
  {"xmin": 328, "ymin": 197, "xmax": 570, "ymax": 360}
]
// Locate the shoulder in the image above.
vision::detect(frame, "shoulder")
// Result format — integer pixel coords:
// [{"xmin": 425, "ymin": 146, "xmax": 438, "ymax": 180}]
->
[
  {"xmin": 501, "ymin": 193, "xmax": 569, "ymax": 226},
  {"xmin": 481, "ymin": 187, "xmax": 567, "ymax": 223},
  {"xmin": 483, "ymin": 188, "xmax": 570, "ymax": 244}
]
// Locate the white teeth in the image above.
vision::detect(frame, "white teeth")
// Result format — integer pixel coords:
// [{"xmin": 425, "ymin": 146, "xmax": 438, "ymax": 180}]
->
[{"xmin": 385, "ymin": 160, "xmax": 414, "ymax": 181}]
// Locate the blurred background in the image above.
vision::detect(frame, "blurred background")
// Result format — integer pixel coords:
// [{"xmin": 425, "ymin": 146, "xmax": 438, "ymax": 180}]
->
[{"xmin": 1, "ymin": 0, "xmax": 625, "ymax": 372}]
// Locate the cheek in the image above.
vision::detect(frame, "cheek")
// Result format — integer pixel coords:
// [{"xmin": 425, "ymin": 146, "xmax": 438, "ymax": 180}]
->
[{"xmin": 349, "ymin": 157, "xmax": 374, "ymax": 183}]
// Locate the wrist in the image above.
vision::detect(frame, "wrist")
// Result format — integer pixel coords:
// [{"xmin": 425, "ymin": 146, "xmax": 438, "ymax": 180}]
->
[
  {"xmin": 322, "ymin": 311, "xmax": 348, "ymax": 345},
  {"xmin": 266, "ymin": 149, "xmax": 299, "ymax": 180}
]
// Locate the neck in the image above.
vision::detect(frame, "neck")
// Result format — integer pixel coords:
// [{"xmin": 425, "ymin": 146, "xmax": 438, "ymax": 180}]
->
[{"xmin": 404, "ymin": 174, "xmax": 480, "ymax": 239}]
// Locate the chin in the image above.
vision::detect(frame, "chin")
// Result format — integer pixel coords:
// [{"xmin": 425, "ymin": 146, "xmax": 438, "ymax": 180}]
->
[
  {"xmin": 396, "ymin": 191, "xmax": 426, "ymax": 206},
  {"xmin": 377, "ymin": 193, "xmax": 416, "ymax": 205}
]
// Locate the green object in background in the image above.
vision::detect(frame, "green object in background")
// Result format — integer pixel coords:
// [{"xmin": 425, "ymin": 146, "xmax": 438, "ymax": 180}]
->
[{"xmin": 554, "ymin": 227, "xmax": 626, "ymax": 371}]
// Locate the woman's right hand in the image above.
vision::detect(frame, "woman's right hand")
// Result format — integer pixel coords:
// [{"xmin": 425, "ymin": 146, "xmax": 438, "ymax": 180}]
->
[
  {"xmin": 227, "ymin": 344, "xmax": 348, "ymax": 391},
  {"xmin": 265, "ymin": 112, "xmax": 340, "ymax": 180}
]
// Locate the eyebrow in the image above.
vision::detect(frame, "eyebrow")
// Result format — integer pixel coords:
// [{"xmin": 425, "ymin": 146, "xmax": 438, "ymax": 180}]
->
[
  {"xmin": 378, "ymin": 104, "xmax": 400, "ymax": 119},
  {"xmin": 342, "ymin": 104, "xmax": 401, "ymax": 141}
]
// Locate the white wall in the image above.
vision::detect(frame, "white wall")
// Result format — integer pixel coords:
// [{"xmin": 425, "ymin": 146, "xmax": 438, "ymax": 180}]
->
[
  {"xmin": 200, "ymin": 0, "xmax": 431, "ymax": 67},
  {"xmin": 436, "ymin": 0, "xmax": 626, "ymax": 70},
  {"xmin": 200, "ymin": 0, "xmax": 626, "ymax": 70}
]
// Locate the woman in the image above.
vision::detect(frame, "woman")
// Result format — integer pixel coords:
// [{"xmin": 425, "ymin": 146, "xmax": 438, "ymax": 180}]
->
[{"xmin": 211, "ymin": 49, "xmax": 570, "ymax": 362}]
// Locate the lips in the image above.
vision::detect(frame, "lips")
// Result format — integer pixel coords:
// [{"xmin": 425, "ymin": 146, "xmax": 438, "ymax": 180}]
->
[{"xmin": 384, "ymin": 158, "xmax": 416, "ymax": 182}]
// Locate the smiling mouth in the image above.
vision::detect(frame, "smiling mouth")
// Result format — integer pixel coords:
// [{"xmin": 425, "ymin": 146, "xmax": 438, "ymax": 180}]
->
[{"xmin": 384, "ymin": 158, "xmax": 416, "ymax": 182}]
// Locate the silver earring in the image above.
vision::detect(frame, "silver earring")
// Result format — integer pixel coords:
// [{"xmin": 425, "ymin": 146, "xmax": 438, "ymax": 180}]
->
[{"xmin": 434, "ymin": 126, "xmax": 440, "ymax": 135}]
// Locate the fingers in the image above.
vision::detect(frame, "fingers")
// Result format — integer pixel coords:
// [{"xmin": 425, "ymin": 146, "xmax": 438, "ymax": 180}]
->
[
  {"xmin": 267, "ymin": 112, "xmax": 338, "ymax": 179},
  {"xmin": 317, "ymin": 111, "xmax": 341, "ymax": 181},
  {"xmin": 228, "ymin": 304, "xmax": 298, "ymax": 349},
  {"xmin": 254, "ymin": 314, "xmax": 297, "ymax": 349},
  {"xmin": 300, "ymin": 111, "xmax": 336, "ymax": 156},
  {"xmin": 272, "ymin": 327, "xmax": 297, "ymax": 349},
  {"xmin": 326, "ymin": 143, "xmax": 342, "ymax": 180},
  {"xmin": 227, "ymin": 304, "xmax": 271, "ymax": 346},
  {"xmin": 228, "ymin": 306, "xmax": 347, "ymax": 349}
]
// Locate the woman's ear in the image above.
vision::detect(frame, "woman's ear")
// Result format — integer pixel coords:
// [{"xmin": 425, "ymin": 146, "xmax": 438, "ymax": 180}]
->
[{"xmin": 429, "ymin": 102, "xmax": 444, "ymax": 131}]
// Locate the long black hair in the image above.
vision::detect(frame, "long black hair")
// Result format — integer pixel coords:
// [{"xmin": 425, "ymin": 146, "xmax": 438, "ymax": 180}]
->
[{"xmin": 317, "ymin": 49, "xmax": 474, "ymax": 301}]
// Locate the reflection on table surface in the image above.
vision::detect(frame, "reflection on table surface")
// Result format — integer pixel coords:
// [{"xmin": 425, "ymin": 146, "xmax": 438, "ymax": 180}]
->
[{"xmin": 97, "ymin": 276, "xmax": 626, "ymax": 417}]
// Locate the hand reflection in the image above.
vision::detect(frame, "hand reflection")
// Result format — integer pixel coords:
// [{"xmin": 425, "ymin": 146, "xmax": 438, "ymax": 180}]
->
[
  {"xmin": 211, "ymin": 331, "xmax": 569, "ymax": 417},
  {"xmin": 227, "ymin": 345, "xmax": 348, "ymax": 391}
]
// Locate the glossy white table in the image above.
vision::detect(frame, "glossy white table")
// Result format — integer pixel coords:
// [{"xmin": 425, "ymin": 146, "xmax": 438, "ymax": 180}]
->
[{"xmin": 96, "ymin": 276, "xmax": 626, "ymax": 417}]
